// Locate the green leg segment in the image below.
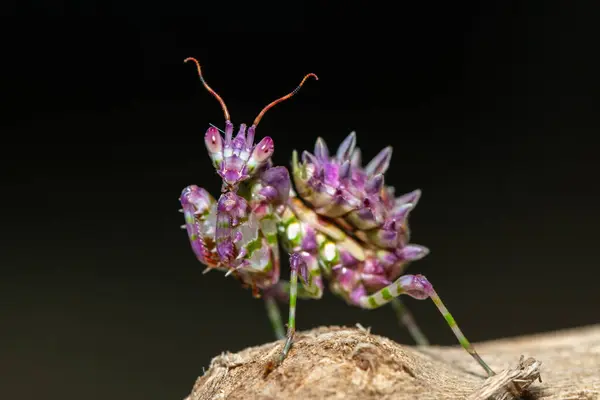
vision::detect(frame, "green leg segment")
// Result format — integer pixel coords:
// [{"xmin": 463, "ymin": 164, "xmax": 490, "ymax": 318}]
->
[
  {"xmin": 277, "ymin": 252, "xmax": 324, "ymax": 365},
  {"xmin": 360, "ymin": 274, "xmax": 495, "ymax": 377}
]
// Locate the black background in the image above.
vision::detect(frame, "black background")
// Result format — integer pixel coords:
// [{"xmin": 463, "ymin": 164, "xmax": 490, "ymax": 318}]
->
[{"xmin": 3, "ymin": 2, "xmax": 600, "ymax": 400}]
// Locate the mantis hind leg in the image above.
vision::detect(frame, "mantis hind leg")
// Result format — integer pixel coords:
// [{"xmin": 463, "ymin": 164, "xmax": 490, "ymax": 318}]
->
[
  {"xmin": 264, "ymin": 295, "xmax": 285, "ymax": 340},
  {"xmin": 359, "ymin": 274, "xmax": 495, "ymax": 377},
  {"xmin": 390, "ymin": 297, "xmax": 430, "ymax": 346}
]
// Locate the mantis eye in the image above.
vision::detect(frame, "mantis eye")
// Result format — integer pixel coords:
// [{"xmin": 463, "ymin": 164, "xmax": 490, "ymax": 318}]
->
[
  {"xmin": 205, "ymin": 126, "xmax": 223, "ymax": 154},
  {"xmin": 251, "ymin": 136, "xmax": 274, "ymax": 163}
]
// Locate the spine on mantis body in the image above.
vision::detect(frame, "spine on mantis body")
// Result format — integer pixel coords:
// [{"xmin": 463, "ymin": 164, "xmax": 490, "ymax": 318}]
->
[
  {"xmin": 291, "ymin": 132, "xmax": 428, "ymax": 256},
  {"xmin": 285, "ymin": 133, "xmax": 431, "ymax": 302}
]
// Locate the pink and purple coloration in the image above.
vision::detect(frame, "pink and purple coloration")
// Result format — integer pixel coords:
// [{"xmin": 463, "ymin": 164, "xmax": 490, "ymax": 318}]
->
[{"xmin": 179, "ymin": 57, "xmax": 495, "ymax": 377}]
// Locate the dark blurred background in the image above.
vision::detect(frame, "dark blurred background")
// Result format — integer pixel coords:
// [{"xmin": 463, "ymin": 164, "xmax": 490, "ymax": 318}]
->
[{"xmin": 2, "ymin": 2, "xmax": 599, "ymax": 400}]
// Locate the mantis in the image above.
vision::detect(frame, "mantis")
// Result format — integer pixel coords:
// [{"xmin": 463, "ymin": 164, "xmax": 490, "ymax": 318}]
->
[{"xmin": 179, "ymin": 57, "xmax": 495, "ymax": 377}]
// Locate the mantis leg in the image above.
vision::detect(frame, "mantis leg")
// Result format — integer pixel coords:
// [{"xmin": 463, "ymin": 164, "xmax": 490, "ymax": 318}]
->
[
  {"xmin": 260, "ymin": 219, "xmax": 284, "ymax": 339},
  {"xmin": 390, "ymin": 297, "xmax": 429, "ymax": 346},
  {"xmin": 274, "ymin": 252, "xmax": 323, "ymax": 368},
  {"xmin": 263, "ymin": 273, "xmax": 325, "ymax": 341},
  {"xmin": 359, "ymin": 274, "xmax": 495, "ymax": 377},
  {"xmin": 264, "ymin": 295, "xmax": 285, "ymax": 340}
]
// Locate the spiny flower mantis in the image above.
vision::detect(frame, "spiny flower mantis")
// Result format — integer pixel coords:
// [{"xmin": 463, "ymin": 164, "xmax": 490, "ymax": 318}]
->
[{"xmin": 179, "ymin": 57, "xmax": 495, "ymax": 377}]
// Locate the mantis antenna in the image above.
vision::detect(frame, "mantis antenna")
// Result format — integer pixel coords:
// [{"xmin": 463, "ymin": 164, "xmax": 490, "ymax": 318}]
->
[
  {"xmin": 184, "ymin": 57, "xmax": 231, "ymax": 122},
  {"xmin": 252, "ymin": 73, "xmax": 318, "ymax": 127}
]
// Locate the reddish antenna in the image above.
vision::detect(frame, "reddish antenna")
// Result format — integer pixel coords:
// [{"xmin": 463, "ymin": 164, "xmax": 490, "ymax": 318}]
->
[
  {"xmin": 252, "ymin": 73, "xmax": 318, "ymax": 127},
  {"xmin": 184, "ymin": 57, "xmax": 231, "ymax": 122}
]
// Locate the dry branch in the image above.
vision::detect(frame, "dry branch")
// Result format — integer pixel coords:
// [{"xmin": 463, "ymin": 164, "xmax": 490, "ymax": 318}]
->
[{"xmin": 186, "ymin": 324, "xmax": 600, "ymax": 400}]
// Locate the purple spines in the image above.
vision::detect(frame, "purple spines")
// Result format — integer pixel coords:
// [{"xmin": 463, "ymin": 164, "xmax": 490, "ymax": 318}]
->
[
  {"xmin": 365, "ymin": 145, "xmax": 393, "ymax": 177},
  {"xmin": 293, "ymin": 130, "xmax": 431, "ymax": 298},
  {"xmin": 295, "ymin": 148, "xmax": 362, "ymax": 216},
  {"xmin": 314, "ymin": 137, "xmax": 329, "ymax": 160},
  {"xmin": 396, "ymin": 244, "xmax": 429, "ymax": 262},
  {"xmin": 292, "ymin": 132, "xmax": 428, "ymax": 253},
  {"xmin": 345, "ymin": 174, "xmax": 387, "ymax": 230},
  {"xmin": 394, "ymin": 187, "xmax": 422, "ymax": 209},
  {"xmin": 365, "ymin": 193, "xmax": 421, "ymax": 249},
  {"xmin": 292, "ymin": 132, "xmax": 395, "ymax": 227},
  {"xmin": 203, "ymin": 121, "xmax": 275, "ymax": 190},
  {"xmin": 224, "ymin": 120, "xmax": 234, "ymax": 142},
  {"xmin": 336, "ymin": 131, "xmax": 357, "ymax": 162}
]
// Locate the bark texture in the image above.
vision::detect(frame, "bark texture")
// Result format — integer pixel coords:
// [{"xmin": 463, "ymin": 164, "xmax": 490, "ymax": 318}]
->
[{"xmin": 186, "ymin": 324, "xmax": 600, "ymax": 400}]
